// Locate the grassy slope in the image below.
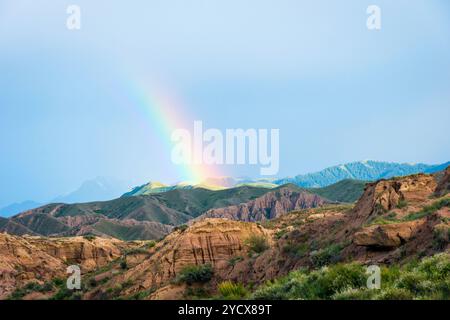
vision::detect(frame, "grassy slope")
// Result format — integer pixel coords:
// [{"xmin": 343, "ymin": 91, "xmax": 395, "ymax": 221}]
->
[{"xmin": 308, "ymin": 179, "xmax": 366, "ymax": 203}]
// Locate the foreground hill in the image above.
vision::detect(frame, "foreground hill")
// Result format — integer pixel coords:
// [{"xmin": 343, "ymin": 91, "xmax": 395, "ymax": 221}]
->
[
  {"xmin": 1, "ymin": 168, "xmax": 447, "ymax": 300},
  {"xmin": 0, "ymin": 234, "xmax": 142, "ymax": 299}
]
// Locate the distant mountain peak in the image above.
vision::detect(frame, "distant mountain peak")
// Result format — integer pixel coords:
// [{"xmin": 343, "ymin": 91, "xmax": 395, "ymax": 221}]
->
[{"xmin": 275, "ymin": 160, "xmax": 450, "ymax": 188}]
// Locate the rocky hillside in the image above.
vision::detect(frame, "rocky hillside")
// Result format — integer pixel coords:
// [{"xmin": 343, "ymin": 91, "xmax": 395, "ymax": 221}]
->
[
  {"xmin": 1, "ymin": 168, "xmax": 448, "ymax": 300},
  {"xmin": 197, "ymin": 185, "xmax": 330, "ymax": 222},
  {"xmin": 0, "ymin": 184, "xmax": 341, "ymax": 240},
  {"xmin": 0, "ymin": 186, "xmax": 272, "ymax": 240},
  {"xmin": 0, "ymin": 234, "xmax": 140, "ymax": 299}
]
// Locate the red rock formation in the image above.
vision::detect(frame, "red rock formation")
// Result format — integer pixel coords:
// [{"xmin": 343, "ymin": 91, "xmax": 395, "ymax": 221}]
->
[{"xmin": 199, "ymin": 187, "xmax": 328, "ymax": 222}]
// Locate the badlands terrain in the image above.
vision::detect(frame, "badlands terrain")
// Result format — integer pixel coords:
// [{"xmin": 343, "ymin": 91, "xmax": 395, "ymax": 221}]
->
[{"xmin": 0, "ymin": 166, "xmax": 449, "ymax": 300}]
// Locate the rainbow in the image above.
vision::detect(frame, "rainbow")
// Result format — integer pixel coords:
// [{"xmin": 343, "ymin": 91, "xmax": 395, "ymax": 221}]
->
[{"xmin": 123, "ymin": 79, "xmax": 224, "ymax": 184}]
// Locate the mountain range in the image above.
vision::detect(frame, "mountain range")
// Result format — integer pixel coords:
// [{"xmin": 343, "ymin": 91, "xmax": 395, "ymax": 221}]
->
[
  {"xmin": 1, "ymin": 160, "xmax": 448, "ymax": 219},
  {"xmin": 274, "ymin": 160, "xmax": 450, "ymax": 187}
]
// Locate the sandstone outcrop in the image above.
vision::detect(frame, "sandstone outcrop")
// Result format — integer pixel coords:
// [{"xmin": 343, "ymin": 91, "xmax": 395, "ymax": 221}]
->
[
  {"xmin": 0, "ymin": 233, "xmax": 129, "ymax": 298},
  {"xmin": 115, "ymin": 218, "xmax": 271, "ymax": 293},
  {"xmin": 354, "ymin": 220, "xmax": 424, "ymax": 248},
  {"xmin": 435, "ymin": 166, "xmax": 450, "ymax": 197},
  {"xmin": 350, "ymin": 174, "xmax": 437, "ymax": 225}
]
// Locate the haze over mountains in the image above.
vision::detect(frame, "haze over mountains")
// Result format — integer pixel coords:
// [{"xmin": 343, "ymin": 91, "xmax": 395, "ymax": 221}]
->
[{"xmin": 1, "ymin": 160, "xmax": 449, "ymax": 218}]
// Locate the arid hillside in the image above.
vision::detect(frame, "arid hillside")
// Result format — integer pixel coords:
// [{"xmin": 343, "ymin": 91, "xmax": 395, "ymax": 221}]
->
[{"xmin": 0, "ymin": 168, "xmax": 448, "ymax": 300}]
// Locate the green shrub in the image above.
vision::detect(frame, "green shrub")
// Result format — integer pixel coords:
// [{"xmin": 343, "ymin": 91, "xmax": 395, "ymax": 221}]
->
[
  {"xmin": 88, "ymin": 277, "xmax": 98, "ymax": 288},
  {"xmin": 283, "ymin": 242, "xmax": 309, "ymax": 258},
  {"xmin": 51, "ymin": 287, "xmax": 77, "ymax": 300},
  {"xmin": 128, "ymin": 288, "xmax": 156, "ymax": 300},
  {"xmin": 177, "ymin": 264, "xmax": 213, "ymax": 285},
  {"xmin": 310, "ymin": 244, "xmax": 343, "ymax": 267},
  {"xmin": 83, "ymin": 234, "xmax": 96, "ymax": 241},
  {"xmin": 120, "ymin": 260, "xmax": 128, "ymax": 270},
  {"xmin": 228, "ymin": 256, "xmax": 243, "ymax": 267},
  {"xmin": 245, "ymin": 235, "xmax": 269, "ymax": 254},
  {"xmin": 275, "ymin": 229, "xmax": 288, "ymax": 240},
  {"xmin": 332, "ymin": 288, "xmax": 375, "ymax": 300},
  {"xmin": 8, "ymin": 281, "xmax": 55, "ymax": 300},
  {"xmin": 124, "ymin": 248, "xmax": 150, "ymax": 256},
  {"xmin": 52, "ymin": 278, "xmax": 64, "ymax": 287},
  {"xmin": 144, "ymin": 241, "xmax": 157, "ymax": 249},
  {"xmin": 374, "ymin": 287, "xmax": 413, "ymax": 300},
  {"xmin": 397, "ymin": 199, "xmax": 408, "ymax": 209},
  {"xmin": 174, "ymin": 224, "xmax": 189, "ymax": 232},
  {"xmin": 218, "ymin": 281, "xmax": 249, "ymax": 299},
  {"xmin": 432, "ymin": 227, "xmax": 449, "ymax": 250}
]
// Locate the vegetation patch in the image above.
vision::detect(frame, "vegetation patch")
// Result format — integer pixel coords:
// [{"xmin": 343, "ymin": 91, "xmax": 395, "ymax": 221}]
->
[
  {"xmin": 310, "ymin": 243, "xmax": 343, "ymax": 268},
  {"xmin": 217, "ymin": 281, "xmax": 249, "ymax": 299},
  {"xmin": 403, "ymin": 198, "xmax": 449, "ymax": 221},
  {"xmin": 283, "ymin": 242, "xmax": 309, "ymax": 258},
  {"xmin": 8, "ymin": 281, "xmax": 54, "ymax": 300},
  {"xmin": 83, "ymin": 234, "xmax": 96, "ymax": 241},
  {"xmin": 228, "ymin": 256, "xmax": 244, "ymax": 267},
  {"xmin": 252, "ymin": 253, "xmax": 450, "ymax": 300},
  {"xmin": 176, "ymin": 264, "xmax": 214, "ymax": 285},
  {"xmin": 245, "ymin": 235, "xmax": 269, "ymax": 254}
]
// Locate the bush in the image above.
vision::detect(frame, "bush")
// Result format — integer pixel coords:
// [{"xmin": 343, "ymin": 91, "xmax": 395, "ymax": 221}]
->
[
  {"xmin": 174, "ymin": 224, "xmax": 189, "ymax": 232},
  {"xmin": 374, "ymin": 288, "xmax": 413, "ymax": 300},
  {"xmin": 432, "ymin": 227, "xmax": 449, "ymax": 250},
  {"xmin": 332, "ymin": 288, "xmax": 375, "ymax": 300},
  {"xmin": 283, "ymin": 242, "xmax": 309, "ymax": 258},
  {"xmin": 83, "ymin": 234, "xmax": 96, "ymax": 241},
  {"xmin": 228, "ymin": 256, "xmax": 243, "ymax": 267},
  {"xmin": 310, "ymin": 244, "xmax": 342, "ymax": 268},
  {"xmin": 218, "ymin": 281, "xmax": 249, "ymax": 299},
  {"xmin": 397, "ymin": 199, "xmax": 408, "ymax": 209},
  {"xmin": 8, "ymin": 281, "xmax": 55, "ymax": 300},
  {"xmin": 177, "ymin": 264, "xmax": 213, "ymax": 285},
  {"xmin": 245, "ymin": 235, "xmax": 269, "ymax": 254},
  {"xmin": 51, "ymin": 287, "xmax": 77, "ymax": 300},
  {"xmin": 144, "ymin": 241, "xmax": 157, "ymax": 249},
  {"xmin": 124, "ymin": 248, "xmax": 150, "ymax": 256},
  {"xmin": 120, "ymin": 260, "xmax": 128, "ymax": 270}
]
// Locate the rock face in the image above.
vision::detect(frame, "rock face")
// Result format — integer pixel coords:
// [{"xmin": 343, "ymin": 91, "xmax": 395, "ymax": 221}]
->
[
  {"xmin": 435, "ymin": 166, "xmax": 450, "ymax": 197},
  {"xmin": 0, "ymin": 233, "xmax": 128, "ymax": 298},
  {"xmin": 115, "ymin": 219, "xmax": 271, "ymax": 293},
  {"xmin": 198, "ymin": 186, "xmax": 329, "ymax": 222},
  {"xmin": 350, "ymin": 174, "xmax": 437, "ymax": 225},
  {"xmin": 354, "ymin": 220, "xmax": 424, "ymax": 248}
]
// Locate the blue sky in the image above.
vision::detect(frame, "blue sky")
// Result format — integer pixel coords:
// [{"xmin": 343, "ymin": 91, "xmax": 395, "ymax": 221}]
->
[{"xmin": 1, "ymin": 0, "xmax": 450, "ymax": 207}]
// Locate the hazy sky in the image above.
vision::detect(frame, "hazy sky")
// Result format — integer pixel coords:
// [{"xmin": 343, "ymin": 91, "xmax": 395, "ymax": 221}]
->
[{"xmin": 1, "ymin": 0, "xmax": 450, "ymax": 206}]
